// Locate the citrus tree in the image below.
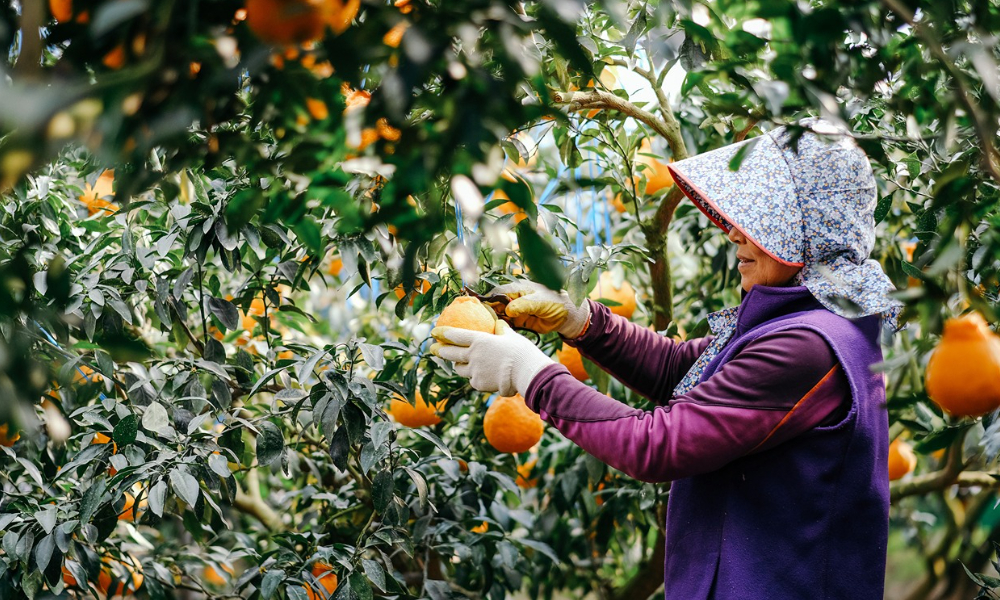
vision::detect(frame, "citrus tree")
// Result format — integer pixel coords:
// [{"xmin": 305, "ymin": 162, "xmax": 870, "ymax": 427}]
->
[{"xmin": 1, "ymin": 1, "xmax": 1000, "ymax": 599}]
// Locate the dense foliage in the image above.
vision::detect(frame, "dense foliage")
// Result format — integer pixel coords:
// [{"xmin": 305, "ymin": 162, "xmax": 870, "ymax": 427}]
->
[{"xmin": 1, "ymin": 1, "xmax": 999, "ymax": 599}]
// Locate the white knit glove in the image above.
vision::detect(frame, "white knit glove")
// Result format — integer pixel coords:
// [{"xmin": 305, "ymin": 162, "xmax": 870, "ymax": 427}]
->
[
  {"xmin": 430, "ymin": 321, "xmax": 554, "ymax": 397},
  {"xmin": 486, "ymin": 280, "xmax": 590, "ymax": 339}
]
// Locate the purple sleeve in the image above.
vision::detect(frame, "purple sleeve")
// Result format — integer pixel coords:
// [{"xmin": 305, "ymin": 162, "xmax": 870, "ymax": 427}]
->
[
  {"xmin": 566, "ymin": 300, "xmax": 713, "ymax": 402},
  {"xmin": 526, "ymin": 328, "xmax": 849, "ymax": 483}
]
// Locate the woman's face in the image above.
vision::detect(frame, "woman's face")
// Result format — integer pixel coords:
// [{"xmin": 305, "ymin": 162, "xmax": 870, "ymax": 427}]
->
[{"xmin": 728, "ymin": 228, "xmax": 802, "ymax": 292}]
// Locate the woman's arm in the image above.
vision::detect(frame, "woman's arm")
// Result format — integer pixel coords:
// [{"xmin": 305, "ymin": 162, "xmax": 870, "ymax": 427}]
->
[
  {"xmin": 527, "ymin": 328, "xmax": 848, "ymax": 482},
  {"xmin": 564, "ymin": 300, "xmax": 712, "ymax": 402}
]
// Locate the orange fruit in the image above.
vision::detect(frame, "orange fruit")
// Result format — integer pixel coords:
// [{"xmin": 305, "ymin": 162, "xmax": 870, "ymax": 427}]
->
[
  {"xmin": 633, "ymin": 139, "xmax": 673, "ymax": 195},
  {"xmin": 80, "ymin": 170, "xmax": 118, "ymax": 216},
  {"xmin": 887, "ymin": 439, "xmax": 916, "ymax": 481},
  {"xmin": 376, "ymin": 118, "xmax": 401, "ymax": 142},
  {"xmin": 118, "ymin": 492, "xmax": 139, "ymax": 521},
  {"xmin": 306, "ymin": 98, "xmax": 329, "ymax": 120},
  {"xmin": 327, "ymin": 257, "xmax": 343, "ymax": 277},
  {"xmin": 326, "ymin": 0, "xmax": 360, "ymax": 34},
  {"xmin": 245, "ymin": 0, "xmax": 326, "ymax": 45},
  {"xmin": 49, "ymin": 0, "xmax": 73, "ymax": 22},
  {"xmin": 556, "ymin": 344, "xmax": 589, "ymax": 382},
  {"xmin": 93, "ymin": 432, "xmax": 118, "ymax": 453},
  {"xmin": 493, "ymin": 189, "xmax": 528, "ymax": 224},
  {"xmin": 102, "ymin": 43, "xmax": 126, "ymax": 69},
  {"xmin": 93, "ymin": 432, "xmax": 118, "ymax": 475},
  {"xmin": 248, "ymin": 298, "xmax": 266, "ymax": 317},
  {"xmin": 435, "ymin": 296, "xmax": 496, "ymax": 333},
  {"xmin": 73, "ymin": 364, "xmax": 104, "ymax": 384},
  {"xmin": 394, "ymin": 0, "xmax": 413, "ymax": 14},
  {"xmin": 589, "ymin": 271, "xmax": 637, "ymax": 319},
  {"xmin": 900, "ymin": 241, "xmax": 920, "ymax": 287},
  {"xmin": 470, "ymin": 521, "xmax": 489, "ymax": 534},
  {"xmin": 483, "ymin": 394, "xmax": 544, "ymax": 454},
  {"xmin": 393, "ymin": 278, "xmax": 431, "ymax": 303},
  {"xmin": 303, "ymin": 562, "xmax": 339, "ymax": 600},
  {"xmin": 62, "ymin": 562, "xmax": 78, "ymax": 587},
  {"xmin": 383, "ymin": 22, "xmax": 408, "ymax": 48},
  {"xmin": 516, "ymin": 458, "xmax": 538, "ymax": 488},
  {"xmin": 0, "ymin": 423, "xmax": 20, "ymax": 447},
  {"xmin": 388, "ymin": 391, "xmax": 445, "ymax": 428},
  {"xmin": 204, "ymin": 563, "xmax": 235, "ymax": 586},
  {"xmin": 611, "ymin": 193, "xmax": 628, "ymax": 213},
  {"xmin": 97, "ymin": 557, "xmax": 144, "ymax": 597},
  {"xmin": 925, "ymin": 312, "xmax": 1000, "ymax": 417}
]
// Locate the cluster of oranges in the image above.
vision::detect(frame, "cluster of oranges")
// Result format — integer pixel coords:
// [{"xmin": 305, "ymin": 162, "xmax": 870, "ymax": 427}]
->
[{"xmin": 388, "ymin": 297, "xmax": 546, "ymax": 464}]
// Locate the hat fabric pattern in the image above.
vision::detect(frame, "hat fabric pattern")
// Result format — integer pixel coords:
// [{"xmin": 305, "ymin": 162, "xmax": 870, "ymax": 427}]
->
[
  {"xmin": 667, "ymin": 118, "xmax": 902, "ymax": 331},
  {"xmin": 667, "ymin": 118, "xmax": 902, "ymax": 398}
]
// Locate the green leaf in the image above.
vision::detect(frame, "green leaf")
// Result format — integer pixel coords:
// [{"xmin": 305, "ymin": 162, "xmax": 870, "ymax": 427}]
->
[
  {"xmin": 873, "ymin": 193, "xmax": 892, "ymax": 225},
  {"xmin": 255, "ymin": 421, "xmax": 285, "ymax": 466},
  {"xmin": 372, "ymin": 469, "xmax": 394, "ymax": 513},
  {"xmin": 79, "ymin": 479, "xmax": 108, "ymax": 524},
  {"xmin": 148, "ymin": 480, "xmax": 167, "ymax": 517},
  {"xmin": 261, "ymin": 568, "xmax": 285, "ymax": 599},
  {"xmin": 515, "ymin": 222, "xmax": 565, "ymax": 291},
  {"xmin": 208, "ymin": 297, "xmax": 240, "ymax": 330},
  {"xmin": 169, "ymin": 468, "xmax": 201, "ymax": 508},
  {"xmin": 361, "ymin": 559, "xmax": 386, "ymax": 592},
  {"xmin": 113, "ymin": 415, "xmax": 138, "ymax": 448}
]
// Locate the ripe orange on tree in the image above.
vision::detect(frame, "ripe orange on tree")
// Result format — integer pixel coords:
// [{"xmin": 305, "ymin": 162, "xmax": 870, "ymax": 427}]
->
[
  {"xmin": 435, "ymin": 296, "xmax": 497, "ymax": 333},
  {"xmin": 556, "ymin": 343, "xmax": 589, "ymax": 382},
  {"xmin": 589, "ymin": 271, "xmax": 637, "ymax": 319},
  {"xmin": 389, "ymin": 391, "xmax": 445, "ymax": 428},
  {"xmin": 925, "ymin": 311, "xmax": 1000, "ymax": 417},
  {"xmin": 96, "ymin": 556, "xmax": 144, "ymax": 597},
  {"xmin": 471, "ymin": 521, "xmax": 489, "ymax": 534},
  {"xmin": 393, "ymin": 278, "xmax": 431, "ymax": 303},
  {"xmin": 611, "ymin": 192, "xmax": 628, "ymax": 213},
  {"xmin": 80, "ymin": 170, "xmax": 117, "ymax": 216},
  {"xmin": 484, "ymin": 394, "xmax": 544, "ymax": 453},
  {"xmin": 303, "ymin": 562, "xmax": 339, "ymax": 600},
  {"xmin": 0, "ymin": 423, "xmax": 20, "ymax": 447},
  {"xmin": 204, "ymin": 563, "xmax": 235, "ymax": 586},
  {"xmin": 516, "ymin": 458, "xmax": 538, "ymax": 488},
  {"xmin": 245, "ymin": 0, "xmax": 359, "ymax": 46},
  {"xmin": 887, "ymin": 438, "xmax": 917, "ymax": 481},
  {"xmin": 633, "ymin": 139, "xmax": 673, "ymax": 195},
  {"xmin": 118, "ymin": 491, "xmax": 146, "ymax": 522}
]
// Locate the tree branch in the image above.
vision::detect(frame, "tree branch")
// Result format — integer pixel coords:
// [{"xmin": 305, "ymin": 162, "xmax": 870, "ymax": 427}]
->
[
  {"xmin": 607, "ymin": 57, "xmax": 688, "ymax": 162},
  {"xmin": 233, "ymin": 468, "xmax": 285, "ymax": 531},
  {"xmin": 553, "ymin": 90, "xmax": 676, "ymax": 146}
]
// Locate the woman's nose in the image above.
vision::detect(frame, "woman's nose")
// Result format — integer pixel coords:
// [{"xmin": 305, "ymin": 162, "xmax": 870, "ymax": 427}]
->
[{"xmin": 728, "ymin": 227, "xmax": 745, "ymax": 244}]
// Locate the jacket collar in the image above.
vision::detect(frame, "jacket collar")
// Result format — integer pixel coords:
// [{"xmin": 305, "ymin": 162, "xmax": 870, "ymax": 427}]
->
[{"xmin": 734, "ymin": 285, "xmax": 821, "ymax": 336}]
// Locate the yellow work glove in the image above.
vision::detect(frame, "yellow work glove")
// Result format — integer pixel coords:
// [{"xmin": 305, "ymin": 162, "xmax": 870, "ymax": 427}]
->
[{"xmin": 485, "ymin": 281, "xmax": 590, "ymax": 338}]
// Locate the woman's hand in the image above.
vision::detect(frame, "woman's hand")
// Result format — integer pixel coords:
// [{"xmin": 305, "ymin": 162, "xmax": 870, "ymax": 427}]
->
[
  {"xmin": 486, "ymin": 280, "xmax": 590, "ymax": 338},
  {"xmin": 430, "ymin": 321, "xmax": 554, "ymax": 397}
]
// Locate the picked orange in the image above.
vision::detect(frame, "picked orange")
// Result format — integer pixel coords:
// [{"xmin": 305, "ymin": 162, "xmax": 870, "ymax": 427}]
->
[{"xmin": 435, "ymin": 296, "xmax": 497, "ymax": 333}]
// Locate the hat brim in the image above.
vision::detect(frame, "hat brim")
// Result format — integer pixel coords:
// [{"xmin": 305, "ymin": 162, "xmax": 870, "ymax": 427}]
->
[{"xmin": 667, "ymin": 135, "xmax": 805, "ymax": 268}]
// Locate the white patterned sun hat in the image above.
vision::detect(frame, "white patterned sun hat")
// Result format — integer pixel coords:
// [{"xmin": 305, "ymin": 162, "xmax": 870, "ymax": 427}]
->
[{"xmin": 667, "ymin": 117, "xmax": 902, "ymax": 330}]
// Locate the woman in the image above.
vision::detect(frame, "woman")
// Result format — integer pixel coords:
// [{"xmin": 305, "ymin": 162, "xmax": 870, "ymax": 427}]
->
[{"xmin": 431, "ymin": 119, "xmax": 902, "ymax": 599}]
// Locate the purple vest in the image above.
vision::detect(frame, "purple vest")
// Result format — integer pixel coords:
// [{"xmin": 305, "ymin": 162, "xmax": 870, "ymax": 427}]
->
[{"xmin": 664, "ymin": 286, "xmax": 889, "ymax": 599}]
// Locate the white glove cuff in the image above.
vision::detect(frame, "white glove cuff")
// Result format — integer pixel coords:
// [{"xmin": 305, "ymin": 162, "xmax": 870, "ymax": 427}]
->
[
  {"xmin": 512, "ymin": 350, "xmax": 555, "ymax": 398},
  {"xmin": 558, "ymin": 299, "xmax": 591, "ymax": 339}
]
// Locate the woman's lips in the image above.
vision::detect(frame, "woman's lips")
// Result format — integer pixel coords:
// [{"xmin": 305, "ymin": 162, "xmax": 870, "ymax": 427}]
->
[{"xmin": 738, "ymin": 258, "xmax": 755, "ymax": 271}]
